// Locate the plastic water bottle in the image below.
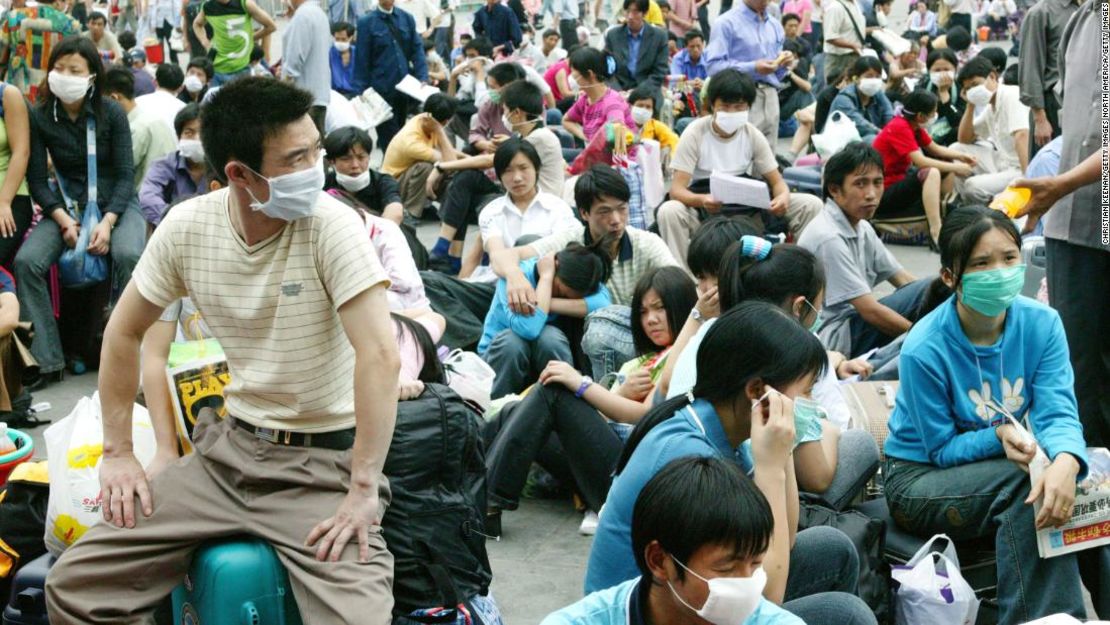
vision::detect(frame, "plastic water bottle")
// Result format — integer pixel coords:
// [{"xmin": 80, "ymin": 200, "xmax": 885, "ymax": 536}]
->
[
  {"xmin": 989, "ymin": 186, "xmax": 1031, "ymax": 218},
  {"xmin": 0, "ymin": 423, "xmax": 17, "ymax": 455}
]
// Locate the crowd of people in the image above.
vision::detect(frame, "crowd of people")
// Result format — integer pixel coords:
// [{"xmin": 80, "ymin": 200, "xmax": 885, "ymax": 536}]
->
[{"xmin": 0, "ymin": 0, "xmax": 1105, "ymax": 622}]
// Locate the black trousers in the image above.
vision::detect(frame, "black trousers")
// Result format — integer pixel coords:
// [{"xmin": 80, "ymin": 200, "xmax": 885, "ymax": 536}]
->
[
  {"xmin": 420, "ymin": 271, "xmax": 497, "ymax": 350},
  {"xmin": 559, "ymin": 18, "xmax": 579, "ymax": 50},
  {"xmin": 155, "ymin": 19, "xmax": 179, "ymax": 65},
  {"xmin": 439, "ymin": 169, "xmax": 501, "ymax": 241},
  {"xmin": 485, "ymin": 384, "xmax": 623, "ymax": 512},
  {"xmin": 0, "ymin": 196, "xmax": 34, "ymax": 267},
  {"xmin": 1047, "ymin": 237, "xmax": 1110, "ymax": 447},
  {"xmin": 1028, "ymin": 90, "xmax": 1061, "ymax": 159}
]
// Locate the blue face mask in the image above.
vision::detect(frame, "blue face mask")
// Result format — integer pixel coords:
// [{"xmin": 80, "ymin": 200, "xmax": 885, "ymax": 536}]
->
[
  {"xmin": 802, "ymin": 299, "xmax": 823, "ymax": 334},
  {"xmin": 792, "ymin": 396, "xmax": 826, "ymax": 445},
  {"xmin": 959, "ymin": 264, "xmax": 1026, "ymax": 317}
]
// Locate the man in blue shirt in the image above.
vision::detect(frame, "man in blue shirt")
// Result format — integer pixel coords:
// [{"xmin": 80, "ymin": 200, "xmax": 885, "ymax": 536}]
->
[
  {"xmin": 354, "ymin": 0, "xmax": 429, "ymax": 150},
  {"xmin": 329, "ymin": 22, "xmax": 358, "ymax": 98},
  {"xmin": 669, "ymin": 29, "xmax": 707, "ymax": 86},
  {"xmin": 604, "ymin": 0, "xmax": 669, "ymax": 104},
  {"xmin": 544, "ymin": 457, "xmax": 804, "ymax": 625},
  {"xmin": 472, "ymin": 0, "xmax": 522, "ymax": 56},
  {"xmin": 704, "ymin": 0, "xmax": 796, "ymax": 148}
]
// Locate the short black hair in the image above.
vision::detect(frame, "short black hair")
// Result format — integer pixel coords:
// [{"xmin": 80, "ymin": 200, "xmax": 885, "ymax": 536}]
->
[
  {"xmin": 926, "ymin": 48, "xmax": 958, "ymax": 71},
  {"xmin": 849, "ymin": 54, "xmax": 884, "ymax": 79},
  {"xmin": 118, "ymin": 30, "xmax": 137, "ymax": 49},
  {"xmin": 324, "ymin": 125, "xmax": 374, "ymax": 160},
  {"xmin": 155, "ymin": 63, "xmax": 184, "ymax": 90},
  {"xmin": 556, "ymin": 240, "xmax": 613, "ymax": 295},
  {"xmin": 781, "ymin": 11, "xmax": 801, "ymax": 24},
  {"xmin": 465, "ymin": 36, "xmax": 494, "ymax": 58},
  {"xmin": 86, "ymin": 11, "xmax": 106, "ymax": 24},
  {"xmin": 822, "ymin": 141, "xmax": 884, "ymax": 198},
  {"xmin": 542, "ymin": 28, "xmax": 559, "ymax": 39},
  {"xmin": 667, "ymin": 31, "xmax": 679, "ymax": 44},
  {"xmin": 1002, "ymin": 63, "xmax": 1018, "ymax": 85},
  {"xmin": 658, "ymin": 0, "xmax": 671, "ymax": 8},
  {"xmin": 423, "ymin": 92, "xmax": 458, "ymax": 123},
  {"xmin": 569, "ymin": 46, "xmax": 614, "ymax": 80},
  {"xmin": 187, "ymin": 56, "xmax": 215, "ymax": 80},
  {"xmin": 902, "ymin": 89, "xmax": 938, "ymax": 118},
  {"xmin": 200, "ymin": 77, "xmax": 315, "ymax": 182},
  {"xmin": 687, "ymin": 217, "xmax": 759, "ymax": 278},
  {"xmin": 102, "ymin": 65, "xmax": 135, "ymax": 100},
  {"xmin": 684, "ymin": 29, "xmax": 704, "ymax": 45},
  {"xmin": 623, "ymin": 0, "xmax": 650, "ymax": 11},
  {"xmin": 706, "ymin": 68, "xmax": 756, "ymax": 110},
  {"xmin": 945, "ymin": 25, "xmax": 972, "ymax": 51},
  {"xmin": 782, "ymin": 38, "xmax": 806, "ymax": 58},
  {"xmin": 978, "ymin": 47, "xmax": 1007, "ymax": 74},
  {"xmin": 174, "ymin": 103, "xmax": 202, "ymax": 137},
  {"xmin": 501, "ymin": 79, "xmax": 544, "ymax": 117},
  {"xmin": 492, "ymin": 137, "xmax": 541, "ymax": 181},
  {"xmin": 627, "ymin": 85, "xmax": 657, "ymax": 111},
  {"xmin": 331, "ymin": 21, "xmax": 354, "ymax": 36},
  {"xmin": 423, "ymin": 37, "xmax": 437, "ymax": 51},
  {"xmin": 957, "ymin": 55, "xmax": 994, "ymax": 87},
  {"xmin": 574, "ymin": 165, "xmax": 630, "ymax": 213},
  {"xmin": 633, "ymin": 456, "xmax": 773, "ymax": 583},
  {"xmin": 488, "ymin": 62, "xmax": 525, "ymax": 88},
  {"xmin": 630, "ymin": 267, "xmax": 697, "ymax": 356}
]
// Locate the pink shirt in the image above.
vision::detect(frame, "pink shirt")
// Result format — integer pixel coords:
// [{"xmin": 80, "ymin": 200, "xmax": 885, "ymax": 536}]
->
[
  {"xmin": 544, "ymin": 59, "xmax": 571, "ymax": 100},
  {"xmin": 396, "ymin": 316, "xmax": 444, "ymax": 381},
  {"xmin": 783, "ymin": 0, "xmax": 813, "ymax": 33},
  {"xmin": 564, "ymin": 88, "xmax": 636, "ymax": 142},
  {"xmin": 668, "ymin": 0, "xmax": 699, "ymax": 38}
]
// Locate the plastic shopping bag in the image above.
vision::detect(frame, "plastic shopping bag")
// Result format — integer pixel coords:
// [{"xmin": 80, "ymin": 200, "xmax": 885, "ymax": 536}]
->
[
  {"xmin": 443, "ymin": 349, "xmax": 495, "ymax": 412},
  {"xmin": 43, "ymin": 393, "xmax": 157, "ymax": 555},
  {"xmin": 891, "ymin": 534, "xmax": 980, "ymax": 625},
  {"xmin": 812, "ymin": 111, "xmax": 863, "ymax": 160}
]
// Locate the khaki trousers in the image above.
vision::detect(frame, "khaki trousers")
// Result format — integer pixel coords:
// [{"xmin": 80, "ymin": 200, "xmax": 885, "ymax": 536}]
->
[
  {"xmin": 46, "ymin": 411, "xmax": 394, "ymax": 625},
  {"xmin": 657, "ymin": 192, "xmax": 824, "ymax": 275},
  {"xmin": 750, "ymin": 84, "xmax": 781, "ymax": 151},
  {"xmin": 397, "ymin": 162, "xmax": 441, "ymax": 219},
  {"xmin": 948, "ymin": 142, "xmax": 1022, "ymax": 205}
]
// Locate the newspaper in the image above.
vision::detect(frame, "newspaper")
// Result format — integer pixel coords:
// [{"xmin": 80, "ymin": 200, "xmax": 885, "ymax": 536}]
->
[
  {"xmin": 1006, "ymin": 414, "xmax": 1110, "ymax": 558},
  {"xmin": 709, "ymin": 171, "xmax": 771, "ymax": 210},
  {"xmin": 396, "ymin": 75, "xmax": 442, "ymax": 103}
]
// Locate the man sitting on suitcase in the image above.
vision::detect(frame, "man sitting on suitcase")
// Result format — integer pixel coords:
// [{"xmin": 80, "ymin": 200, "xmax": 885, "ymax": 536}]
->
[
  {"xmin": 654, "ymin": 69, "xmax": 823, "ymax": 278},
  {"xmin": 45, "ymin": 77, "xmax": 401, "ymax": 625}
]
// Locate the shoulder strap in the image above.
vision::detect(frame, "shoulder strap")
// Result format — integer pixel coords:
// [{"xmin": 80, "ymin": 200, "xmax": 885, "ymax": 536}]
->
[
  {"xmin": 836, "ymin": 0, "xmax": 866, "ymax": 45},
  {"xmin": 414, "ymin": 538, "xmax": 462, "ymax": 610},
  {"xmin": 85, "ymin": 114, "xmax": 97, "ymax": 206}
]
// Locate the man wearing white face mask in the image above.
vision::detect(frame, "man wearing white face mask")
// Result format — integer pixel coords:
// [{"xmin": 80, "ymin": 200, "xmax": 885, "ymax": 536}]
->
[
  {"xmin": 45, "ymin": 77, "xmax": 400, "ymax": 624},
  {"xmin": 656, "ymin": 70, "xmax": 822, "ymax": 276},
  {"xmin": 950, "ymin": 55, "xmax": 1030, "ymax": 205},
  {"xmin": 543, "ymin": 456, "xmax": 804, "ymax": 625},
  {"xmin": 139, "ymin": 104, "xmax": 210, "ymax": 228}
]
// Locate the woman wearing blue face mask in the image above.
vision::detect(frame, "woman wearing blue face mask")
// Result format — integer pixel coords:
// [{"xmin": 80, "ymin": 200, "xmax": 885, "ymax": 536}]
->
[
  {"xmin": 585, "ymin": 300, "xmax": 879, "ymax": 625},
  {"xmin": 884, "ymin": 205, "xmax": 1109, "ymax": 625}
]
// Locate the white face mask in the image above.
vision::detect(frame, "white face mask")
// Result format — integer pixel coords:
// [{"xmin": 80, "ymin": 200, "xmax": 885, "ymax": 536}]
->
[
  {"xmin": 243, "ymin": 156, "xmax": 325, "ymax": 221},
  {"xmin": 668, "ymin": 557, "xmax": 767, "ymax": 625},
  {"xmin": 876, "ymin": 9, "xmax": 888, "ymax": 26},
  {"xmin": 48, "ymin": 71, "xmax": 91, "ymax": 104},
  {"xmin": 714, "ymin": 110, "xmax": 748, "ymax": 134},
  {"xmin": 631, "ymin": 106, "xmax": 652, "ymax": 126},
  {"xmin": 336, "ymin": 169, "xmax": 371, "ymax": 192},
  {"xmin": 567, "ymin": 74, "xmax": 580, "ymax": 93},
  {"xmin": 184, "ymin": 74, "xmax": 205, "ymax": 94},
  {"xmin": 858, "ymin": 77, "xmax": 885, "ymax": 97},
  {"xmin": 179, "ymin": 139, "xmax": 205, "ymax": 163},
  {"xmin": 929, "ymin": 71, "xmax": 953, "ymax": 85},
  {"xmin": 966, "ymin": 83, "xmax": 994, "ymax": 108},
  {"xmin": 334, "ymin": 40, "xmax": 351, "ymax": 52}
]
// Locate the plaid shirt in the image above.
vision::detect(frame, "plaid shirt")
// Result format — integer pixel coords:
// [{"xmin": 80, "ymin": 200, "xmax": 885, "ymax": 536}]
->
[{"xmin": 531, "ymin": 224, "xmax": 678, "ymax": 307}]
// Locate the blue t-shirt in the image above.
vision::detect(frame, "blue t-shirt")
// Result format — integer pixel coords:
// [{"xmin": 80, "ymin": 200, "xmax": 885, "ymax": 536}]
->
[
  {"xmin": 0, "ymin": 268, "xmax": 14, "ymax": 295},
  {"xmin": 586, "ymin": 398, "xmax": 742, "ymax": 593},
  {"xmin": 884, "ymin": 295, "xmax": 1088, "ymax": 475},
  {"xmin": 542, "ymin": 577, "xmax": 804, "ymax": 625}
]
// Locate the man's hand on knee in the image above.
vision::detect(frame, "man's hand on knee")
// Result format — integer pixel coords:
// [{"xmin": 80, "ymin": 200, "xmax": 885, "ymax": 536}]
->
[
  {"xmin": 100, "ymin": 453, "xmax": 154, "ymax": 529},
  {"xmin": 306, "ymin": 486, "xmax": 381, "ymax": 563}
]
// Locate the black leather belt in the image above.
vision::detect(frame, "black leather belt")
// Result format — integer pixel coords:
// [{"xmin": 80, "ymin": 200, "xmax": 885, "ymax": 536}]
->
[{"xmin": 231, "ymin": 417, "xmax": 355, "ymax": 451}]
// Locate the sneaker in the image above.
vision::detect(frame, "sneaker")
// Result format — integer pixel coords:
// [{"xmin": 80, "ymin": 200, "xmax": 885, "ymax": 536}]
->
[{"xmin": 579, "ymin": 511, "xmax": 599, "ymax": 536}]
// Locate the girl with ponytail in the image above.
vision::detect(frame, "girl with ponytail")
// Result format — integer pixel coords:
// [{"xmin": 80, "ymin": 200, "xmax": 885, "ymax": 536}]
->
[
  {"xmin": 584, "ymin": 302, "xmax": 877, "ymax": 625},
  {"xmin": 561, "ymin": 47, "xmax": 636, "ymax": 144},
  {"xmin": 480, "ymin": 237, "xmax": 614, "ymax": 399}
]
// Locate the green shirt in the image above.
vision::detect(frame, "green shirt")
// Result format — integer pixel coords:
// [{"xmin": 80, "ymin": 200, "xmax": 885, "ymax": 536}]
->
[
  {"xmin": 0, "ymin": 95, "xmax": 28, "ymax": 197},
  {"xmin": 127, "ymin": 106, "xmax": 177, "ymax": 192},
  {"xmin": 203, "ymin": 0, "xmax": 255, "ymax": 74}
]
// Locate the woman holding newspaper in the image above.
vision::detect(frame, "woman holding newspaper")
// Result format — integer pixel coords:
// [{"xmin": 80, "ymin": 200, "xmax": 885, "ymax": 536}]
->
[{"xmin": 881, "ymin": 205, "xmax": 1109, "ymax": 625}]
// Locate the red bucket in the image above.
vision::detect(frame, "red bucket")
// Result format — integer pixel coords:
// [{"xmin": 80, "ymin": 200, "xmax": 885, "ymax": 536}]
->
[
  {"xmin": 144, "ymin": 39, "xmax": 164, "ymax": 65},
  {"xmin": 0, "ymin": 429, "xmax": 33, "ymax": 487}
]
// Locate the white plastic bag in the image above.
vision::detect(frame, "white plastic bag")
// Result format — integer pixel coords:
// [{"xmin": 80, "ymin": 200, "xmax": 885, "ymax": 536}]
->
[
  {"xmin": 636, "ymin": 139, "xmax": 664, "ymax": 227},
  {"xmin": 891, "ymin": 534, "xmax": 980, "ymax": 625},
  {"xmin": 44, "ymin": 393, "xmax": 157, "ymax": 555},
  {"xmin": 812, "ymin": 111, "xmax": 863, "ymax": 160},
  {"xmin": 443, "ymin": 349, "xmax": 495, "ymax": 411}
]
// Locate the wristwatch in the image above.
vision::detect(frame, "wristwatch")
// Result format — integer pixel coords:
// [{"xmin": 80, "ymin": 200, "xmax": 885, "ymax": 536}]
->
[
  {"xmin": 691, "ymin": 308, "xmax": 705, "ymax": 322},
  {"xmin": 575, "ymin": 376, "xmax": 593, "ymax": 398}
]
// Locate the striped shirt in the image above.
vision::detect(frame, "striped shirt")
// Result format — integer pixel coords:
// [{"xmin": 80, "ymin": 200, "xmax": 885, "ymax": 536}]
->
[
  {"xmin": 563, "ymin": 88, "xmax": 636, "ymax": 143},
  {"xmin": 132, "ymin": 188, "xmax": 389, "ymax": 432}
]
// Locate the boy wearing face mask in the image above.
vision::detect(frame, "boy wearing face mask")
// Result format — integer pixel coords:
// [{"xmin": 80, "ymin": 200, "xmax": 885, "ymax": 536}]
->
[
  {"xmin": 178, "ymin": 58, "xmax": 214, "ymax": 104},
  {"xmin": 951, "ymin": 55, "xmax": 1031, "ymax": 205},
  {"xmin": 827, "ymin": 55, "xmax": 893, "ymax": 144},
  {"xmin": 324, "ymin": 126, "xmax": 405, "ymax": 224},
  {"xmin": 656, "ymin": 70, "xmax": 822, "ymax": 276},
  {"xmin": 626, "ymin": 86, "xmax": 678, "ymax": 156},
  {"xmin": 544, "ymin": 456, "xmax": 805, "ymax": 625},
  {"xmin": 139, "ymin": 104, "xmax": 209, "ymax": 228}
]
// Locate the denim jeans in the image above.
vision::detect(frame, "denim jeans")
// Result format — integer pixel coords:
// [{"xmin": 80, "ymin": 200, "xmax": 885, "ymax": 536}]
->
[
  {"xmin": 212, "ymin": 67, "xmax": 251, "ymax": 86},
  {"xmin": 782, "ymin": 526, "xmax": 878, "ymax": 625},
  {"xmin": 14, "ymin": 201, "xmax": 146, "ymax": 374},
  {"xmin": 484, "ymin": 326, "xmax": 573, "ymax": 399},
  {"xmin": 485, "ymin": 384, "xmax": 622, "ymax": 512},
  {"xmin": 581, "ymin": 305, "xmax": 635, "ymax": 380},
  {"xmin": 807, "ymin": 429, "xmax": 881, "ymax": 512},
  {"xmin": 883, "ymin": 457, "xmax": 1110, "ymax": 625},
  {"xmin": 847, "ymin": 277, "xmax": 931, "ymax": 358}
]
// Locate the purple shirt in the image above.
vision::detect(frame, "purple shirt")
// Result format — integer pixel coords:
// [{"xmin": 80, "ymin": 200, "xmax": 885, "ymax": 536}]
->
[
  {"xmin": 564, "ymin": 88, "xmax": 636, "ymax": 142},
  {"xmin": 468, "ymin": 100, "xmax": 511, "ymax": 148},
  {"xmin": 139, "ymin": 151, "xmax": 207, "ymax": 226},
  {"xmin": 131, "ymin": 67, "xmax": 157, "ymax": 97},
  {"xmin": 704, "ymin": 3, "xmax": 789, "ymax": 87}
]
